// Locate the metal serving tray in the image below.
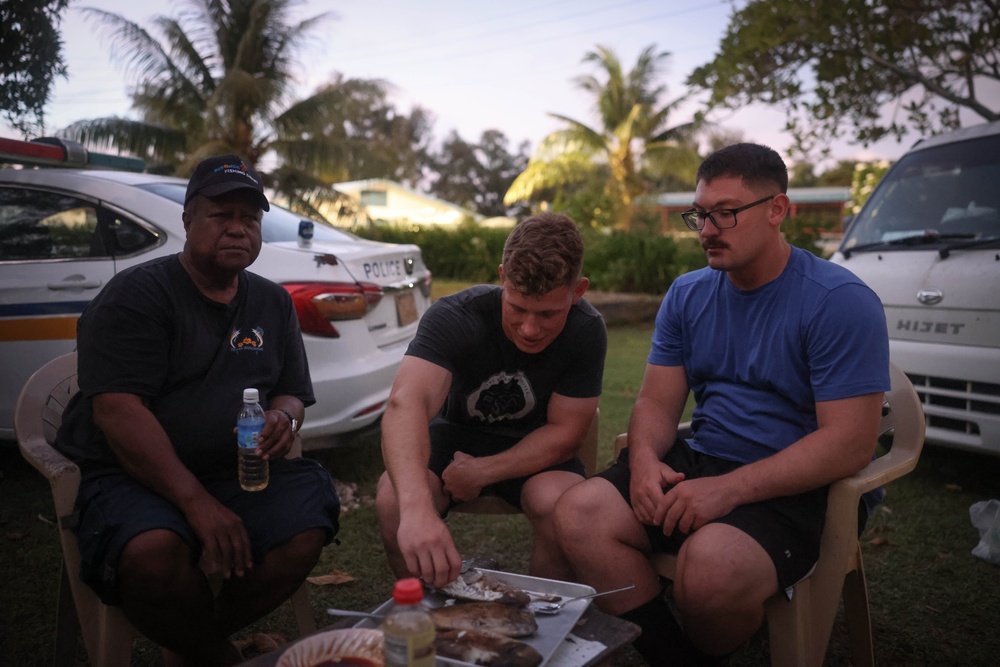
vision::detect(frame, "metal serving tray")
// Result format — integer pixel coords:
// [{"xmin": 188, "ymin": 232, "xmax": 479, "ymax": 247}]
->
[{"xmin": 355, "ymin": 569, "xmax": 596, "ymax": 667}]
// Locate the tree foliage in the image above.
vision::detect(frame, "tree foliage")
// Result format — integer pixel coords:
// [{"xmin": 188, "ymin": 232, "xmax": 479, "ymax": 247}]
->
[
  {"xmin": 505, "ymin": 44, "xmax": 701, "ymax": 230},
  {"xmin": 57, "ymin": 0, "xmax": 431, "ymax": 222},
  {"xmin": 689, "ymin": 0, "xmax": 1000, "ymax": 155},
  {"xmin": 428, "ymin": 129, "xmax": 530, "ymax": 218},
  {"xmin": 0, "ymin": 0, "xmax": 70, "ymax": 137}
]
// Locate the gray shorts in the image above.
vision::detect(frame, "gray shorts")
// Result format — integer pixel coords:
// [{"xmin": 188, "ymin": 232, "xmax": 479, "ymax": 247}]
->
[
  {"xmin": 597, "ymin": 439, "xmax": 829, "ymax": 591},
  {"xmin": 427, "ymin": 419, "xmax": 585, "ymax": 512},
  {"xmin": 73, "ymin": 457, "xmax": 340, "ymax": 605}
]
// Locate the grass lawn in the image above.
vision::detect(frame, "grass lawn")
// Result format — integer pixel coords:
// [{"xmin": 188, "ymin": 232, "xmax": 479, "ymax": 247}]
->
[{"xmin": 2, "ymin": 313, "xmax": 999, "ymax": 665}]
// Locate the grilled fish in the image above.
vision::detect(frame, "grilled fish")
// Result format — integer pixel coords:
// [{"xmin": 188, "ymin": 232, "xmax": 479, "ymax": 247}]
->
[
  {"xmin": 435, "ymin": 629, "xmax": 543, "ymax": 667},
  {"xmin": 439, "ymin": 570, "xmax": 531, "ymax": 607},
  {"xmin": 429, "ymin": 602, "xmax": 538, "ymax": 638}
]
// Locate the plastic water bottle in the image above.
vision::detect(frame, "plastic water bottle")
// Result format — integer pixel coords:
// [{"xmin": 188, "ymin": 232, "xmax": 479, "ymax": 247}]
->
[
  {"xmin": 237, "ymin": 388, "xmax": 268, "ymax": 491},
  {"xmin": 382, "ymin": 578, "xmax": 435, "ymax": 667}
]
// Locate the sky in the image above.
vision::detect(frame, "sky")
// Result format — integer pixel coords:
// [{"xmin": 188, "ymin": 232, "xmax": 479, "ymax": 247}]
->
[{"xmin": 7, "ymin": 0, "xmax": 952, "ymax": 171}]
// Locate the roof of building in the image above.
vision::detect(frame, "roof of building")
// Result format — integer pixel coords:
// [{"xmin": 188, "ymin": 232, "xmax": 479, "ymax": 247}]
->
[
  {"xmin": 334, "ymin": 178, "xmax": 481, "ymax": 221},
  {"xmin": 649, "ymin": 186, "xmax": 851, "ymax": 207}
]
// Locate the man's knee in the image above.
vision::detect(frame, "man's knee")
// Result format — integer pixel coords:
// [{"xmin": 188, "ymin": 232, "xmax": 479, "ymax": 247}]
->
[
  {"xmin": 521, "ymin": 471, "xmax": 584, "ymax": 522},
  {"xmin": 553, "ymin": 478, "xmax": 608, "ymax": 541},
  {"xmin": 675, "ymin": 527, "xmax": 776, "ymax": 617},
  {"xmin": 119, "ymin": 529, "xmax": 195, "ymax": 592}
]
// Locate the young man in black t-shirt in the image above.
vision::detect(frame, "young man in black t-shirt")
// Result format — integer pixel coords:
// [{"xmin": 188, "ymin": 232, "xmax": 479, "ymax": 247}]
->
[{"xmin": 375, "ymin": 213, "xmax": 607, "ymax": 588}]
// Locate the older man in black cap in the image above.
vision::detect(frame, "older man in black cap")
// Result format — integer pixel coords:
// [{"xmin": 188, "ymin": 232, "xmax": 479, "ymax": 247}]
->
[{"xmin": 56, "ymin": 154, "xmax": 340, "ymax": 666}]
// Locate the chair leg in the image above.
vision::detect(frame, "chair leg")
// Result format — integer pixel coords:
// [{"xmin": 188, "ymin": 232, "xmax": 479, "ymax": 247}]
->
[
  {"xmin": 289, "ymin": 584, "xmax": 316, "ymax": 635},
  {"xmin": 766, "ymin": 582, "xmax": 812, "ymax": 667},
  {"xmin": 843, "ymin": 547, "xmax": 874, "ymax": 667},
  {"xmin": 54, "ymin": 562, "xmax": 81, "ymax": 667}
]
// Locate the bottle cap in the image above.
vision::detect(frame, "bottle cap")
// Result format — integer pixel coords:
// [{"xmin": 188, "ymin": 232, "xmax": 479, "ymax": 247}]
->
[
  {"xmin": 392, "ymin": 578, "xmax": 424, "ymax": 605},
  {"xmin": 243, "ymin": 388, "xmax": 259, "ymax": 403}
]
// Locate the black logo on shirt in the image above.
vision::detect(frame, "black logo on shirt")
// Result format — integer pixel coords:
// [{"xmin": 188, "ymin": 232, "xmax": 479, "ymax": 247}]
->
[{"xmin": 466, "ymin": 371, "xmax": 535, "ymax": 423}]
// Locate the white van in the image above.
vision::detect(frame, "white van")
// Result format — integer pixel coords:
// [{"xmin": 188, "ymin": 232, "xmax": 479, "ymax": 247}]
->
[{"xmin": 832, "ymin": 121, "xmax": 1000, "ymax": 457}]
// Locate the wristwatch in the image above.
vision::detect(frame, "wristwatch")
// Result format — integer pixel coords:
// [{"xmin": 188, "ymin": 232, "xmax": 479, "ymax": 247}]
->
[{"xmin": 277, "ymin": 408, "xmax": 299, "ymax": 433}]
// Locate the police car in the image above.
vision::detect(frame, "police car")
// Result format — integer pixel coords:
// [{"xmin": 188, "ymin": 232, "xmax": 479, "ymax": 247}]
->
[{"xmin": 0, "ymin": 137, "xmax": 432, "ymax": 448}]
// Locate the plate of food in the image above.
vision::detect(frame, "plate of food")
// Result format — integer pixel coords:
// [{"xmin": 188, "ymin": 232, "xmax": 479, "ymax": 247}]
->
[
  {"xmin": 355, "ymin": 569, "xmax": 596, "ymax": 667},
  {"xmin": 276, "ymin": 627, "xmax": 384, "ymax": 667}
]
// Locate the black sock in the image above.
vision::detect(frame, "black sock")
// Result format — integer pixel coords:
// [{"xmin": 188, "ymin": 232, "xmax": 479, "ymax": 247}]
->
[{"xmin": 620, "ymin": 595, "xmax": 728, "ymax": 667}]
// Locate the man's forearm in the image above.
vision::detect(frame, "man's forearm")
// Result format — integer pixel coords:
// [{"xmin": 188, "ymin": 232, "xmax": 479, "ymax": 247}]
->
[{"xmin": 94, "ymin": 394, "xmax": 208, "ymax": 512}]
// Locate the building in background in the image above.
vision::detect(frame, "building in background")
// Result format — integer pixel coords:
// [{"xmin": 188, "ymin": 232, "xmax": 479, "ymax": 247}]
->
[
  {"xmin": 333, "ymin": 179, "xmax": 481, "ymax": 228},
  {"xmin": 650, "ymin": 187, "xmax": 852, "ymax": 233}
]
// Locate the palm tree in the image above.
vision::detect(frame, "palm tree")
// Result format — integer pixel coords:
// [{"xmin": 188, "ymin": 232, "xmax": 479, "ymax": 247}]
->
[
  {"xmin": 504, "ymin": 45, "xmax": 701, "ymax": 230},
  {"xmin": 58, "ymin": 0, "xmax": 360, "ymax": 220}
]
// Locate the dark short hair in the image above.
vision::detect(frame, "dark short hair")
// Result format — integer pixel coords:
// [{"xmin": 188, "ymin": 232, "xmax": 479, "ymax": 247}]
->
[
  {"xmin": 501, "ymin": 213, "xmax": 584, "ymax": 296},
  {"xmin": 697, "ymin": 143, "xmax": 788, "ymax": 194}
]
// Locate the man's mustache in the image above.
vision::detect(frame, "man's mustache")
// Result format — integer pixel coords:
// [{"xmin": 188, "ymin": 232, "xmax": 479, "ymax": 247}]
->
[{"xmin": 702, "ymin": 240, "xmax": 729, "ymax": 251}]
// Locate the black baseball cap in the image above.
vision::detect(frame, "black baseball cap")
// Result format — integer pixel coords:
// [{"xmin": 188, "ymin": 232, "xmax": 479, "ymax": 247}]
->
[{"xmin": 184, "ymin": 154, "xmax": 270, "ymax": 211}]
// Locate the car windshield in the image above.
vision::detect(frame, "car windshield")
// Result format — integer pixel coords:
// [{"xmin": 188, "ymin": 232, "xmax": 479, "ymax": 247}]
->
[
  {"xmin": 842, "ymin": 133, "xmax": 1000, "ymax": 251},
  {"xmin": 139, "ymin": 182, "xmax": 360, "ymax": 245}
]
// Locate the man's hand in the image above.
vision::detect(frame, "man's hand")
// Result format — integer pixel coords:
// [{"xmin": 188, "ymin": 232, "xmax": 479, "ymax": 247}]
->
[
  {"xmin": 254, "ymin": 410, "xmax": 296, "ymax": 460},
  {"xmin": 441, "ymin": 451, "xmax": 488, "ymax": 503},
  {"xmin": 397, "ymin": 508, "xmax": 463, "ymax": 588},
  {"xmin": 185, "ymin": 495, "xmax": 253, "ymax": 579},
  {"xmin": 654, "ymin": 475, "xmax": 739, "ymax": 536},
  {"xmin": 629, "ymin": 458, "xmax": 685, "ymax": 525}
]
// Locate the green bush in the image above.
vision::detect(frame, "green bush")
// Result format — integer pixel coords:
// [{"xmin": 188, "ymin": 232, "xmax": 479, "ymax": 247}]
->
[
  {"xmin": 355, "ymin": 216, "xmax": 830, "ymax": 292},
  {"xmin": 582, "ymin": 230, "xmax": 706, "ymax": 293},
  {"xmin": 354, "ymin": 223, "xmax": 708, "ymax": 295}
]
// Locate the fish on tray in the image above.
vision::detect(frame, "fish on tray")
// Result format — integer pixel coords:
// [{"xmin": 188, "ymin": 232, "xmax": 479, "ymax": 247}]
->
[
  {"xmin": 429, "ymin": 602, "xmax": 538, "ymax": 638},
  {"xmin": 435, "ymin": 629, "xmax": 543, "ymax": 667},
  {"xmin": 438, "ymin": 570, "xmax": 531, "ymax": 607}
]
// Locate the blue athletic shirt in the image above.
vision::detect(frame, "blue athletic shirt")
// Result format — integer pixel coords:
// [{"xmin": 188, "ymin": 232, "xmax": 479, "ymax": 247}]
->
[{"xmin": 650, "ymin": 246, "xmax": 890, "ymax": 465}]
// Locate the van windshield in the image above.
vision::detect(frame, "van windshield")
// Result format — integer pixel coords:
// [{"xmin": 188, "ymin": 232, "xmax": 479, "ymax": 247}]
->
[{"xmin": 842, "ymin": 133, "xmax": 1000, "ymax": 251}]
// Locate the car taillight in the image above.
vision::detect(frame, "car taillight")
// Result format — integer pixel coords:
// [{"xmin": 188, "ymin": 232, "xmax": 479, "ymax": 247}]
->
[
  {"xmin": 284, "ymin": 282, "xmax": 384, "ymax": 337},
  {"xmin": 418, "ymin": 271, "xmax": 433, "ymax": 298}
]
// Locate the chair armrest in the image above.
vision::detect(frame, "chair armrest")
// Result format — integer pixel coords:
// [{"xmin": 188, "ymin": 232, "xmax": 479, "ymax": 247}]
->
[
  {"xmin": 835, "ymin": 446, "xmax": 922, "ymax": 498},
  {"xmin": 18, "ymin": 434, "xmax": 82, "ymax": 520}
]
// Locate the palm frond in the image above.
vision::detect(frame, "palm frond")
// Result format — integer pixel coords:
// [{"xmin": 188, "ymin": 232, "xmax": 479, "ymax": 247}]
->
[
  {"xmin": 503, "ymin": 153, "xmax": 598, "ymax": 205},
  {"xmin": 153, "ymin": 15, "xmax": 215, "ymax": 94},
  {"xmin": 80, "ymin": 8, "xmax": 179, "ymax": 89},
  {"xmin": 59, "ymin": 117, "xmax": 186, "ymax": 166}
]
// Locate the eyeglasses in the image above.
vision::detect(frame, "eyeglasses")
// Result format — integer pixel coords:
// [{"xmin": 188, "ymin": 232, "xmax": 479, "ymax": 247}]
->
[{"xmin": 680, "ymin": 195, "xmax": 776, "ymax": 231}]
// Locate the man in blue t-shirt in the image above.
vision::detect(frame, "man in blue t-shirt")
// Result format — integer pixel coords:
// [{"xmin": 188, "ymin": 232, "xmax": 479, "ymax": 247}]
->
[
  {"xmin": 555, "ymin": 144, "xmax": 890, "ymax": 665},
  {"xmin": 55, "ymin": 155, "xmax": 340, "ymax": 666},
  {"xmin": 376, "ymin": 213, "xmax": 607, "ymax": 588}
]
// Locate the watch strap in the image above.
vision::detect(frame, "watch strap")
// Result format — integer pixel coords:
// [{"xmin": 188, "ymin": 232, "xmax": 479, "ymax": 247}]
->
[{"xmin": 277, "ymin": 408, "xmax": 299, "ymax": 432}]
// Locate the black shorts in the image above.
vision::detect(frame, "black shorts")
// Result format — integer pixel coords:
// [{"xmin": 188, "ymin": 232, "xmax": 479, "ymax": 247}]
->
[
  {"xmin": 73, "ymin": 457, "xmax": 340, "ymax": 605},
  {"xmin": 597, "ymin": 439, "xmax": 828, "ymax": 592},
  {"xmin": 427, "ymin": 419, "xmax": 586, "ymax": 512}
]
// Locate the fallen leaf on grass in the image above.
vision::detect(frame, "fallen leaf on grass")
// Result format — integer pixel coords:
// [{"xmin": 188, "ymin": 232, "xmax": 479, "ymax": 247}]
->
[
  {"xmin": 37, "ymin": 514, "xmax": 54, "ymax": 525},
  {"xmin": 945, "ymin": 483, "xmax": 962, "ymax": 491},
  {"xmin": 236, "ymin": 632, "xmax": 287, "ymax": 655},
  {"xmin": 866, "ymin": 536, "xmax": 895, "ymax": 547},
  {"xmin": 5, "ymin": 531, "xmax": 24, "ymax": 541},
  {"xmin": 937, "ymin": 553, "xmax": 951, "ymax": 560},
  {"xmin": 307, "ymin": 568, "xmax": 355, "ymax": 585},
  {"xmin": 878, "ymin": 505, "xmax": 893, "ymax": 514},
  {"xmin": 867, "ymin": 523, "xmax": 893, "ymax": 534}
]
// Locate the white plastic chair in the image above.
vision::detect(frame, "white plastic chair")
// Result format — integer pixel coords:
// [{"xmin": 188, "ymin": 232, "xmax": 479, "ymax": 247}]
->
[
  {"xmin": 15, "ymin": 352, "xmax": 316, "ymax": 666},
  {"xmin": 613, "ymin": 362, "xmax": 925, "ymax": 666}
]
